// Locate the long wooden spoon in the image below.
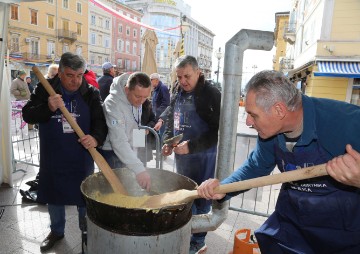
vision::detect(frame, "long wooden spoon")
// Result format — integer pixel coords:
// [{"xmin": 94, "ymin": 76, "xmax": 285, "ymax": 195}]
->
[
  {"xmin": 32, "ymin": 66, "xmax": 128, "ymax": 195},
  {"xmin": 140, "ymin": 163, "xmax": 328, "ymax": 209}
]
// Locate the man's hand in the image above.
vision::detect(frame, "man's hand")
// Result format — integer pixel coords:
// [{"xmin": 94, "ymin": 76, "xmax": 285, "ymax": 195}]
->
[
  {"xmin": 327, "ymin": 144, "xmax": 360, "ymax": 188},
  {"xmin": 48, "ymin": 94, "xmax": 64, "ymax": 112},
  {"xmin": 136, "ymin": 171, "xmax": 151, "ymax": 191},
  {"xmin": 162, "ymin": 144, "xmax": 173, "ymax": 156},
  {"xmin": 197, "ymin": 178, "xmax": 226, "ymax": 200},
  {"xmin": 79, "ymin": 135, "xmax": 98, "ymax": 149},
  {"xmin": 173, "ymin": 140, "xmax": 189, "ymax": 155},
  {"xmin": 154, "ymin": 119, "xmax": 163, "ymax": 131}
]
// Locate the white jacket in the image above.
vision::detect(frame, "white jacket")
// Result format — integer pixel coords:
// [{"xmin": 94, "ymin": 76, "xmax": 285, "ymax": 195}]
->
[{"xmin": 102, "ymin": 74, "xmax": 145, "ymax": 174}]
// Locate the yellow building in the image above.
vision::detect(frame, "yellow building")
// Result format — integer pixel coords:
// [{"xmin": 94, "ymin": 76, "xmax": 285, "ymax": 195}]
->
[
  {"xmin": 281, "ymin": 0, "xmax": 360, "ymax": 105},
  {"xmin": 8, "ymin": 0, "xmax": 89, "ymax": 81},
  {"xmin": 273, "ymin": 12, "xmax": 290, "ymax": 71}
]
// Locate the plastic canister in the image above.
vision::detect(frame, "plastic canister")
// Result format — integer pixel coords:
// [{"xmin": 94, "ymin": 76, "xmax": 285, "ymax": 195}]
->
[{"xmin": 232, "ymin": 228, "xmax": 260, "ymax": 254}]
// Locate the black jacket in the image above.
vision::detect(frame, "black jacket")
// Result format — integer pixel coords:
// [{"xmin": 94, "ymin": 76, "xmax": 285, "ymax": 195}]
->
[
  {"xmin": 163, "ymin": 75, "xmax": 221, "ymax": 154},
  {"xmin": 98, "ymin": 73, "xmax": 114, "ymax": 101},
  {"xmin": 22, "ymin": 76, "xmax": 108, "ymax": 147}
]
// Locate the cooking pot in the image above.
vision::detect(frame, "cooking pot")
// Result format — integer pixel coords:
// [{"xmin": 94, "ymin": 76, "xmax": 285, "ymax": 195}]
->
[{"xmin": 81, "ymin": 168, "xmax": 197, "ymax": 236}]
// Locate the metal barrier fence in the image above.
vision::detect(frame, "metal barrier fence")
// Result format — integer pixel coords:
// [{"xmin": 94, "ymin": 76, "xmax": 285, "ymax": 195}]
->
[
  {"xmin": 228, "ymin": 133, "xmax": 280, "ymax": 217},
  {"xmin": 10, "ymin": 108, "xmax": 163, "ymax": 172},
  {"xmin": 11, "ymin": 108, "xmax": 40, "ymax": 173},
  {"xmin": 11, "ymin": 107, "xmax": 279, "ymax": 217}
]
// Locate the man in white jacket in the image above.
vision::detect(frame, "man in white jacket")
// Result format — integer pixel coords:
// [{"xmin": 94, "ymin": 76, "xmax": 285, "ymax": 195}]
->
[{"xmin": 100, "ymin": 72, "xmax": 152, "ymax": 190}]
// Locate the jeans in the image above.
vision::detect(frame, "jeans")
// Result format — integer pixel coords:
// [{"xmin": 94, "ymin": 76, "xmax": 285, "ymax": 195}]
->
[
  {"xmin": 98, "ymin": 149, "xmax": 125, "ymax": 169},
  {"xmin": 190, "ymin": 200, "xmax": 211, "ymax": 244},
  {"xmin": 48, "ymin": 204, "xmax": 87, "ymax": 235}
]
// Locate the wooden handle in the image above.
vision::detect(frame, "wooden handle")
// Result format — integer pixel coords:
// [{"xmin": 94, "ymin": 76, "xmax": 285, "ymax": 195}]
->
[
  {"xmin": 215, "ymin": 163, "xmax": 328, "ymax": 194},
  {"xmin": 32, "ymin": 66, "xmax": 127, "ymax": 194}
]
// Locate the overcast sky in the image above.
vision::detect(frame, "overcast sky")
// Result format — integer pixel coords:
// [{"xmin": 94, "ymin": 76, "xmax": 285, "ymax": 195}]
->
[{"xmin": 185, "ymin": 0, "xmax": 291, "ymax": 80}]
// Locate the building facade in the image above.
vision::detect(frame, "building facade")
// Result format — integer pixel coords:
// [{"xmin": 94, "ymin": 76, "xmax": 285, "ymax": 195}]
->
[
  {"xmin": 8, "ymin": 0, "xmax": 89, "ymax": 81},
  {"xmin": 124, "ymin": 0, "xmax": 215, "ymax": 84},
  {"xmin": 281, "ymin": 0, "xmax": 360, "ymax": 105}
]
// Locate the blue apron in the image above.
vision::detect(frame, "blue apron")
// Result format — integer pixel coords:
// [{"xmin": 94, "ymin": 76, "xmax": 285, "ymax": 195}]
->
[
  {"xmin": 174, "ymin": 91, "xmax": 217, "ymax": 243},
  {"xmin": 37, "ymin": 90, "xmax": 94, "ymax": 206},
  {"xmin": 174, "ymin": 91, "xmax": 216, "ymax": 184},
  {"xmin": 255, "ymin": 136, "xmax": 360, "ymax": 254}
]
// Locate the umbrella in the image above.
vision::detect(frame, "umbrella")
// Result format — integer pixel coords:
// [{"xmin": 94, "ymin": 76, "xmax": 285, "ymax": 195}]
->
[{"xmin": 141, "ymin": 29, "xmax": 158, "ymax": 76}]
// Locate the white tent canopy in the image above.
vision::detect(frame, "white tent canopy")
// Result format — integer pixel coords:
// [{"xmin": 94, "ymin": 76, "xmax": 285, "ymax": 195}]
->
[{"xmin": 0, "ymin": 0, "xmax": 41, "ymax": 186}]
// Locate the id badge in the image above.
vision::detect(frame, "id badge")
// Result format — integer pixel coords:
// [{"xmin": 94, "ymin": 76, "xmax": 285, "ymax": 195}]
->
[
  {"xmin": 174, "ymin": 112, "xmax": 180, "ymax": 130},
  {"xmin": 62, "ymin": 114, "xmax": 76, "ymax": 133},
  {"xmin": 133, "ymin": 129, "xmax": 145, "ymax": 147}
]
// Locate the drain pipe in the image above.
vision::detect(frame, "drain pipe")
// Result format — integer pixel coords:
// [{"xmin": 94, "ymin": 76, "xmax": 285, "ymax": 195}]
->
[{"xmin": 192, "ymin": 29, "xmax": 274, "ymax": 233}]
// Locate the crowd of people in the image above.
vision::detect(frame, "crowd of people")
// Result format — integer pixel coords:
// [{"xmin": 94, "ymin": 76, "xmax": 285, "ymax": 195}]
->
[{"xmin": 16, "ymin": 51, "xmax": 360, "ymax": 254}]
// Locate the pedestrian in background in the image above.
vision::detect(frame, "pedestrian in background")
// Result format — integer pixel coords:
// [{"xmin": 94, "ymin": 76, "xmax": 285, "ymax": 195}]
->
[
  {"xmin": 161, "ymin": 55, "xmax": 221, "ymax": 254},
  {"xmin": 10, "ymin": 70, "xmax": 31, "ymax": 101},
  {"xmin": 197, "ymin": 70, "xmax": 360, "ymax": 254},
  {"xmin": 44, "ymin": 63, "xmax": 59, "ymax": 79},
  {"xmin": 98, "ymin": 62, "xmax": 116, "ymax": 100},
  {"xmin": 150, "ymin": 73, "xmax": 170, "ymax": 138},
  {"xmin": 22, "ymin": 52, "xmax": 107, "ymax": 252},
  {"xmin": 84, "ymin": 69, "xmax": 100, "ymax": 89},
  {"xmin": 26, "ymin": 76, "xmax": 34, "ymax": 94}
]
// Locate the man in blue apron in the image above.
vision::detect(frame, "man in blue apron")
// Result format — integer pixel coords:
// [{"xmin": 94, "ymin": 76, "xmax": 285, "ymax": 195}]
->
[
  {"xmin": 22, "ymin": 52, "xmax": 107, "ymax": 252},
  {"xmin": 162, "ymin": 55, "xmax": 221, "ymax": 254},
  {"xmin": 197, "ymin": 70, "xmax": 360, "ymax": 254}
]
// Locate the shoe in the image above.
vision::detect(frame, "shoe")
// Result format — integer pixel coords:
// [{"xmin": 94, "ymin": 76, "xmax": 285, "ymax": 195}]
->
[
  {"xmin": 189, "ymin": 242, "xmax": 207, "ymax": 254},
  {"xmin": 40, "ymin": 231, "xmax": 64, "ymax": 252}
]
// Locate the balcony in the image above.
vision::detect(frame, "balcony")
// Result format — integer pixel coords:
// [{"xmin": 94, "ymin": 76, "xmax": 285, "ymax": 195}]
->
[
  {"xmin": 283, "ymin": 22, "xmax": 296, "ymax": 45},
  {"xmin": 57, "ymin": 29, "xmax": 77, "ymax": 42},
  {"xmin": 279, "ymin": 57, "xmax": 294, "ymax": 71}
]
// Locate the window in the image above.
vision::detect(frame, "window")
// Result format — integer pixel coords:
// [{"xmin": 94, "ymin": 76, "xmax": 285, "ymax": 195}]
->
[
  {"xmin": 117, "ymin": 39, "xmax": 123, "ymax": 51},
  {"xmin": 133, "ymin": 29, "xmax": 137, "ymax": 38},
  {"xmin": 10, "ymin": 5, "xmax": 19, "ymax": 20},
  {"xmin": 98, "ymin": 56, "xmax": 103, "ymax": 65},
  {"xmin": 105, "ymin": 20, "xmax": 110, "ymax": 30},
  {"xmin": 91, "ymin": 15, "xmax": 96, "ymax": 25},
  {"xmin": 77, "ymin": 23, "xmax": 82, "ymax": 36},
  {"xmin": 117, "ymin": 58, "xmax": 122, "ymax": 68},
  {"xmin": 63, "ymin": 44, "xmax": 69, "ymax": 54},
  {"xmin": 126, "ymin": 41, "xmax": 130, "ymax": 53},
  {"xmin": 63, "ymin": 0, "xmax": 69, "ymax": 9},
  {"xmin": 132, "ymin": 60, "xmax": 137, "ymax": 71},
  {"xmin": 47, "ymin": 41, "xmax": 55, "ymax": 58},
  {"xmin": 48, "ymin": 0, "xmax": 54, "ymax": 4},
  {"xmin": 126, "ymin": 27, "xmax": 130, "ymax": 36},
  {"xmin": 76, "ymin": 46, "xmax": 82, "ymax": 56},
  {"xmin": 91, "ymin": 33, "xmax": 96, "ymax": 45},
  {"xmin": 133, "ymin": 42, "xmax": 137, "ymax": 55},
  {"xmin": 118, "ymin": 24, "xmax": 123, "ymax": 33},
  {"xmin": 30, "ymin": 40, "xmax": 39, "ymax": 58},
  {"xmin": 90, "ymin": 54, "xmax": 95, "ymax": 65},
  {"xmin": 77, "ymin": 2, "xmax": 82, "ymax": 14},
  {"xmin": 62, "ymin": 20, "xmax": 69, "ymax": 31},
  {"xmin": 10, "ymin": 34, "xmax": 20, "ymax": 52},
  {"xmin": 105, "ymin": 37, "xmax": 110, "ymax": 48},
  {"xmin": 351, "ymin": 79, "xmax": 360, "ymax": 106},
  {"xmin": 125, "ymin": 59, "xmax": 130, "ymax": 71},
  {"xmin": 48, "ymin": 15, "xmax": 54, "ymax": 29},
  {"xmin": 30, "ymin": 9, "xmax": 38, "ymax": 25}
]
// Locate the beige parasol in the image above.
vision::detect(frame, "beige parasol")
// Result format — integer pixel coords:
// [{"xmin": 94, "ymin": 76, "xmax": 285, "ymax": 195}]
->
[{"xmin": 141, "ymin": 29, "xmax": 158, "ymax": 76}]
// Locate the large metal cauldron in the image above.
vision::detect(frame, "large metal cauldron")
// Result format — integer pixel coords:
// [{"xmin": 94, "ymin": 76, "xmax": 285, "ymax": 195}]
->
[{"xmin": 81, "ymin": 168, "xmax": 197, "ymax": 236}]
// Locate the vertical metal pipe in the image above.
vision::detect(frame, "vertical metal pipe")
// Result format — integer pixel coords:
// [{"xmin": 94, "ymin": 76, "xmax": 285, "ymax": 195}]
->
[{"xmin": 192, "ymin": 29, "xmax": 274, "ymax": 233}]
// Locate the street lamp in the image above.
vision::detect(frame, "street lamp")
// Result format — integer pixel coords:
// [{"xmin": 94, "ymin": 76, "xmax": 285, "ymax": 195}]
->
[
  {"xmin": 179, "ymin": 15, "xmax": 190, "ymax": 56},
  {"xmin": 215, "ymin": 47, "xmax": 224, "ymax": 84}
]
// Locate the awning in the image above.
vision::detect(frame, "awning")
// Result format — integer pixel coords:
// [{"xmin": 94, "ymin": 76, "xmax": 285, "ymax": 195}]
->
[{"xmin": 314, "ymin": 61, "xmax": 360, "ymax": 78}]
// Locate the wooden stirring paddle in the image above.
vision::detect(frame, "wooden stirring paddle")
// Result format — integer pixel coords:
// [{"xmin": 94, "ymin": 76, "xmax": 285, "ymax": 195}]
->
[
  {"xmin": 140, "ymin": 163, "xmax": 328, "ymax": 209},
  {"xmin": 32, "ymin": 66, "xmax": 128, "ymax": 195}
]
